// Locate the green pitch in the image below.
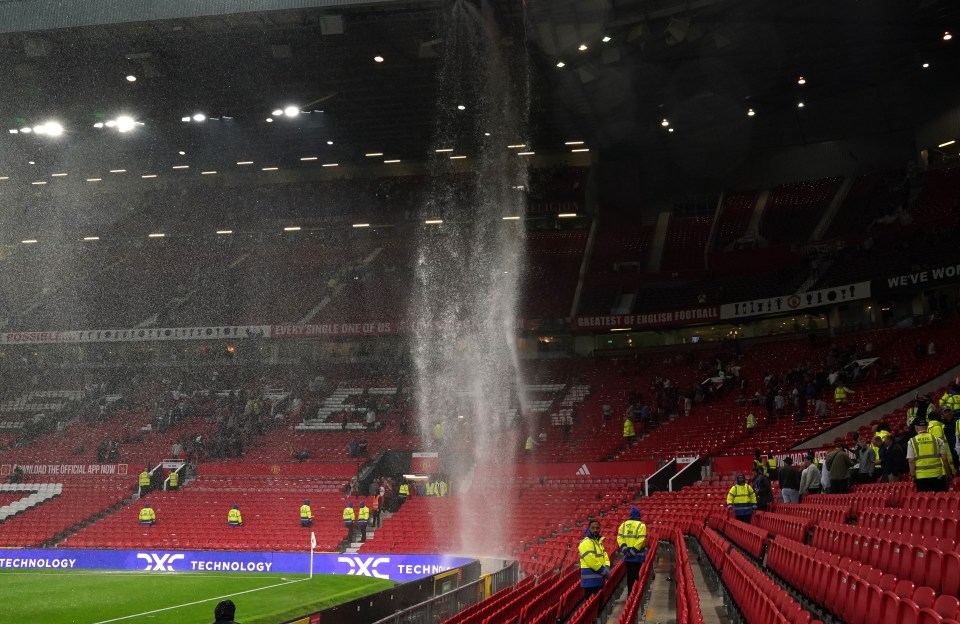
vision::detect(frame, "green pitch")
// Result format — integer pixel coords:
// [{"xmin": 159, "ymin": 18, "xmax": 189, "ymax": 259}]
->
[{"xmin": 0, "ymin": 569, "xmax": 393, "ymax": 624}]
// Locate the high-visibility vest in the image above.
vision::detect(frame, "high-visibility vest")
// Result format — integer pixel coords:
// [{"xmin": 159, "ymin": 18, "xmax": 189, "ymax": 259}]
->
[
  {"xmin": 168, "ymin": 472, "xmax": 178, "ymax": 488},
  {"xmin": 343, "ymin": 507, "xmax": 355, "ymax": 521},
  {"xmin": 399, "ymin": 484, "xmax": 409, "ymax": 496},
  {"xmin": 746, "ymin": 414, "xmax": 755, "ymax": 429},
  {"xmin": 228, "ymin": 509, "xmax": 242, "ymax": 524},
  {"xmin": 907, "ymin": 406, "xmax": 919, "ymax": 426},
  {"xmin": 438, "ymin": 481, "xmax": 448, "ymax": 496},
  {"xmin": 616, "ymin": 520, "xmax": 647, "ymax": 553},
  {"xmin": 139, "ymin": 507, "xmax": 155, "ymax": 523},
  {"xmin": 623, "ymin": 419, "xmax": 635, "ymax": 438},
  {"xmin": 300, "ymin": 504, "xmax": 312, "ymax": 520},
  {"xmin": 139, "ymin": 471, "xmax": 150, "ymax": 487},
  {"xmin": 578, "ymin": 535, "xmax": 611, "ymax": 588},
  {"xmin": 911, "ymin": 433, "xmax": 945, "ymax": 479},
  {"xmin": 525, "ymin": 436, "xmax": 534, "ymax": 450},
  {"xmin": 358, "ymin": 507, "xmax": 370, "ymax": 522},
  {"xmin": 928, "ymin": 420, "xmax": 955, "ymax": 471},
  {"xmin": 372, "ymin": 497, "xmax": 380, "ymax": 511},
  {"xmin": 427, "ymin": 482, "xmax": 437, "ymax": 496},
  {"xmin": 726, "ymin": 484, "xmax": 757, "ymax": 516},
  {"xmin": 834, "ymin": 386, "xmax": 850, "ymax": 402}
]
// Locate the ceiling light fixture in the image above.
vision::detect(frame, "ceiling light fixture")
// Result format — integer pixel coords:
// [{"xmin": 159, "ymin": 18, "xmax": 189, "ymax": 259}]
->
[
  {"xmin": 923, "ymin": 62, "xmax": 930, "ymax": 68},
  {"xmin": 30, "ymin": 181, "xmax": 46, "ymax": 185},
  {"xmin": 20, "ymin": 127, "xmax": 31, "ymax": 133},
  {"xmin": 507, "ymin": 144, "xmax": 526, "ymax": 149},
  {"xmin": 556, "ymin": 61, "xmax": 565, "ymax": 68},
  {"xmin": 797, "ymin": 76, "xmax": 806, "ymax": 85},
  {"xmin": 797, "ymin": 101, "xmax": 805, "ymax": 108},
  {"xmin": 425, "ymin": 219, "xmax": 443, "ymax": 224},
  {"xmin": 944, "ymin": 32, "xmax": 953, "ymax": 41},
  {"xmin": 668, "ymin": 128, "xmax": 674, "ymax": 133},
  {"xmin": 435, "ymin": 148, "xmax": 454, "ymax": 153},
  {"xmin": 283, "ymin": 226, "xmax": 301, "ymax": 231},
  {"xmin": 236, "ymin": 161, "xmax": 253, "ymax": 165},
  {"xmin": 201, "ymin": 170, "xmax": 217, "ymax": 175},
  {"xmin": 83, "ymin": 236, "xmax": 100, "ymax": 241},
  {"xmin": 92, "ymin": 123, "xmax": 103, "ymax": 129},
  {"xmin": 579, "ymin": 43, "xmax": 588, "ymax": 51},
  {"xmin": 558, "ymin": 213, "xmax": 578, "ymax": 218},
  {"xmin": 115, "ymin": 116, "xmax": 136, "ymax": 132},
  {"xmin": 8, "ymin": 129, "xmax": 17, "ymax": 134},
  {"xmin": 352, "ymin": 223, "xmax": 370, "ymax": 228},
  {"xmin": 326, "ymin": 140, "xmax": 334, "ymax": 145},
  {"xmin": 564, "ymin": 141, "xmax": 584, "ymax": 145},
  {"xmin": 141, "ymin": 174, "xmax": 157, "ymax": 178},
  {"xmin": 284, "ymin": 106, "xmax": 299, "ymax": 117},
  {"xmin": 456, "ymin": 105, "xmax": 466, "ymax": 111},
  {"xmin": 126, "ymin": 75, "xmax": 137, "ymax": 82},
  {"xmin": 661, "ymin": 119, "xmax": 670, "ymax": 127},
  {"xmin": 148, "ymin": 233, "xmax": 165, "ymax": 238},
  {"xmin": 374, "ymin": 54, "xmax": 385, "ymax": 63},
  {"xmin": 502, "ymin": 216, "xmax": 521, "ymax": 220},
  {"xmin": 571, "ymin": 148, "xmax": 590, "ymax": 153},
  {"xmin": 265, "ymin": 118, "xmax": 274, "ymax": 123},
  {"xmin": 109, "ymin": 169, "xmax": 126, "ymax": 173},
  {"xmin": 86, "ymin": 178, "xmax": 102, "ymax": 182},
  {"xmin": 178, "ymin": 151, "xmax": 186, "ymax": 155},
  {"xmin": 172, "ymin": 165, "xmax": 189, "ymax": 169},
  {"xmin": 192, "ymin": 113, "xmax": 206, "ymax": 122},
  {"xmin": 262, "ymin": 167, "xmax": 279, "ymax": 171},
  {"xmin": 181, "ymin": 117, "xmax": 190, "ymax": 122},
  {"xmin": 450, "ymin": 155, "xmax": 467, "ymax": 160},
  {"xmin": 300, "ymin": 156, "xmax": 318, "ymax": 161},
  {"xmin": 602, "ymin": 36, "xmax": 612, "ymax": 43},
  {"xmin": 938, "ymin": 140, "xmax": 956, "ymax": 148},
  {"xmin": 271, "ymin": 109, "xmax": 283, "ymax": 116},
  {"xmin": 21, "ymin": 239, "xmax": 38, "ymax": 244},
  {"xmin": 517, "ymin": 151, "xmax": 535, "ymax": 156},
  {"xmin": 50, "ymin": 173, "xmax": 67, "ymax": 177},
  {"xmin": 747, "ymin": 108, "xmax": 756, "ymax": 116},
  {"xmin": 384, "ymin": 159, "xmax": 401, "ymax": 164},
  {"xmin": 322, "ymin": 163, "xmax": 339, "ymax": 167},
  {"xmin": 216, "ymin": 230, "xmax": 233, "ymax": 235},
  {"xmin": 365, "ymin": 153, "xmax": 383, "ymax": 157}
]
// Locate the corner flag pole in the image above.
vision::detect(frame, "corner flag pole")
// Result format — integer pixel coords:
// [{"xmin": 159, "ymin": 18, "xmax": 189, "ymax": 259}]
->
[{"xmin": 309, "ymin": 531, "xmax": 316, "ymax": 578}]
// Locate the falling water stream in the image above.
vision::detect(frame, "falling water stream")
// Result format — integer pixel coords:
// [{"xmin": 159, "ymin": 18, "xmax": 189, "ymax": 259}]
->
[{"xmin": 410, "ymin": 0, "xmax": 530, "ymax": 556}]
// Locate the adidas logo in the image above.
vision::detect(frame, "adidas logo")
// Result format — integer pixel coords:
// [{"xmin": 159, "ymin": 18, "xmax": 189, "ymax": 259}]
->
[{"xmin": 576, "ymin": 464, "xmax": 591, "ymax": 476}]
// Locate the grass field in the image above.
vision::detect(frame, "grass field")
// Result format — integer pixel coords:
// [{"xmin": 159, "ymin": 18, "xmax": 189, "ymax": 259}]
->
[{"xmin": 0, "ymin": 569, "xmax": 393, "ymax": 624}]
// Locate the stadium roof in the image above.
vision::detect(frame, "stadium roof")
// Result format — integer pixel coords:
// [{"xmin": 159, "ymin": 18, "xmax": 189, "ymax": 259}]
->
[{"xmin": 0, "ymin": 0, "xmax": 957, "ymax": 182}]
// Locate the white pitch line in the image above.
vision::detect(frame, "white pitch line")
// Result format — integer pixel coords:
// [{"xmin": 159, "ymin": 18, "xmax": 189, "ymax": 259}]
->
[{"xmin": 91, "ymin": 577, "xmax": 308, "ymax": 624}]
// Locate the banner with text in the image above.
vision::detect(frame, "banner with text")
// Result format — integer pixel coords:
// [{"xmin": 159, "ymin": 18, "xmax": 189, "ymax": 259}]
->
[
  {"xmin": 0, "ymin": 548, "xmax": 473, "ymax": 582},
  {"xmin": 1, "ymin": 463, "xmax": 128, "ymax": 477},
  {"xmin": 720, "ymin": 281, "xmax": 871, "ymax": 320},
  {"xmin": 573, "ymin": 307, "xmax": 720, "ymax": 331},
  {"xmin": 0, "ymin": 326, "xmax": 269, "ymax": 345},
  {"xmin": 879, "ymin": 262, "xmax": 960, "ymax": 292},
  {"xmin": 473, "ymin": 460, "xmax": 658, "ymax": 480}
]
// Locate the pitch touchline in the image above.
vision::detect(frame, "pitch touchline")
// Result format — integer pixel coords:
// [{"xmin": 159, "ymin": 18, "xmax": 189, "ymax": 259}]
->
[{"xmin": 90, "ymin": 577, "xmax": 308, "ymax": 624}]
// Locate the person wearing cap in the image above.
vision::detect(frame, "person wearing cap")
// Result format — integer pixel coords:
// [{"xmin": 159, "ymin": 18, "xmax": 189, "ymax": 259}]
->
[
  {"xmin": 138, "ymin": 503, "xmax": 156, "ymax": 526},
  {"xmin": 578, "ymin": 518, "xmax": 611, "ymax": 597},
  {"xmin": 617, "ymin": 507, "xmax": 648, "ymax": 594},
  {"xmin": 799, "ymin": 454, "xmax": 821, "ymax": 499},
  {"xmin": 908, "ymin": 418, "xmax": 953, "ymax": 492},
  {"xmin": 227, "ymin": 504, "xmax": 242, "ymax": 527},
  {"xmin": 726, "ymin": 473, "xmax": 757, "ymax": 523},
  {"xmin": 343, "ymin": 501, "xmax": 356, "ymax": 540},
  {"xmin": 213, "ymin": 599, "xmax": 238, "ymax": 624},
  {"xmin": 300, "ymin": 499, "xmax": 312, "ymax": 527}
]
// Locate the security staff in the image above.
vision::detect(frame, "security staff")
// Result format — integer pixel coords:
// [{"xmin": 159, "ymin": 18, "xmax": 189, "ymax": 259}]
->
[
  {"xmin": 343, "ymin": 501, "xmax": 356, "ymax": 540},
  {"xmin": 300, "ymin": 499, "xmax": 312, "ymax": 527},
  {"xmin": 168, "ymin": 470, "xmax": 179, "ymax": 491},
  {"xmin": 578, "ymin": 519, "xmax": 611, "ymax": 597},
  {"xmin": 139, "ymin": 503, "xmax": 156, "ymax": 526},
  {"xmin": 907, "ymin": 400, "xmax": 921, "ymax": 429},
  {"xmin": 357, "ymin": 501, "xmax": 370, "ymax": 542},
  {"xmin": 746, "ymin": 412, "xmax": 755, "ymax": 437},
  {"xmin": 834, "ymin": 383, "xmax": 854, "ymax": 406},
  {"xmin": 227, "ymin": 504, "xmax": 243, "ymax": 527},
  {"xmin": 398, "ymin": 482, "xmax": 410, "ymax": 507},
  {"xmin": 908, "ymin": 419, "xmax": 953, "ymax": 492},
  {"xmin": 524, "ymin": 436, "xmax": 535, "ymax": 452},
  {"xmin": 726, "ymin": 473, "xmax": 757, "ymax": 523},
  {"xmin": 623, "ymin": 416, "xmax": 636, "ymax": 445},
  {"xmin": 138, "ymin": 468, "xmax": 151, "ymax": 495},
  {"xmin": 928, "ymin": 415, "xmax": 955, "ymax": 475},
  {"xmin": 616, "ymin": 507, "xmax": 648, "ymax": 594}
]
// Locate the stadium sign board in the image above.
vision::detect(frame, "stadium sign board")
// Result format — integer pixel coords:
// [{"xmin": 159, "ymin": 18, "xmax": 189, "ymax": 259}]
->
[
  {"xmin": 573, "ymin": 307, "xmax": 720, "ymax": 330},
  {"xmin": 1, "ymin": 463, "xmax": 127, "ymax": 476},
  {"xmin": 0, "ymin": 548, "xmax": 474, "ymax": 581},
  {"xmin": 0, "ymin": 326, "xmax": 270, "ymax": 345},
  {"xmin": 719, "ymin": 281, "xmax": 870, "ymax": 320}
]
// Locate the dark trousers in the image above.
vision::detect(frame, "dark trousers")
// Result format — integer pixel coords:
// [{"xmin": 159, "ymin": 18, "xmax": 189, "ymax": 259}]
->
[
  {"xmin": 372, "ymin": 510, "xmax": 380, "ymax": 528},
  {"xmin": 735, "ymin": 514, "xmax": 752, "ymax": 524},
  {"xmin": 583, "ymin": 585, "xmax": 603, "ymax": 598},
  {"xmin": 359, "ymin": 522, "xmax": 368, "ymax": 542},
  {"xmin": 831, "ymin": 478, "xmax": 849, "ymax": 494},
  {"xmin": 916, "ymin": 476, "xmax": 948, "ymax": 492},
  {"xmin": 625, "ymin": 561, "xmax": 642, "ymax": 594}
]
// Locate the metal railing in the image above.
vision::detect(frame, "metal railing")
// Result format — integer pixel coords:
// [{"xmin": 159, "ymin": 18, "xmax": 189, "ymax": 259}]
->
[{"xmin": 371, "ymin": 561, "xmax": 518, "ymax": 624}]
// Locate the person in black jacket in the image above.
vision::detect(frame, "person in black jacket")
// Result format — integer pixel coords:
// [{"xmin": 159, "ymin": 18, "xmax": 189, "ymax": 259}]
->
[
  {"xmin": 213, "ymin": 600, "xmax": 238, "ymax": 624},
  {"xmin": 880, "ymin": 434, "xmax": 909, "ymax": 482},
  {"xmin": 778, "ymin": 457, "xmax": 802, "ymax": 503},
  {"xmin": 752, "ymin": 466, "xmax": 774, "ymax": 512}
]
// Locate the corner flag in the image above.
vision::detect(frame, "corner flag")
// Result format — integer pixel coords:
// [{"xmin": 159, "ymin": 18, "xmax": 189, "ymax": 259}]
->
[{"xmin": 310, "ymin": 532, "xmax": 317, "ymax": 550}]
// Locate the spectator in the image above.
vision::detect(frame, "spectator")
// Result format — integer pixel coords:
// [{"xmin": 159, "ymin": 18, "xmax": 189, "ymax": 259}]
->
[
  {"xmin": 139, "ymin": 503, "xmax": 156, "ymax": 526},
  {"xmin": 578, "ymin": 519, "xmax": 611, "ymax": 597},
  {"xmin": 856, "ymin": 438, "xmax": 876, "ymax": 484},
  {"xmin": 825, "ymin": 442, "xmax": 855, "ymax": 494},
  {"xmin": 213, "ymin": 599, "xmax": 238, "ymax": 624},
  {"xmin": 300, "ymin": 499, "xmax": 312, "ymax": 527},
  {"xmin": 799, "ymin": 454, "xmax": 821, "ymax": 499},
  {"xmin": 752, "ymin": 466, "xmax": 773, "ymax": 512},
  {"xmin": 616, "ymin": 507, "xmax": 648, "ymax": 594},
  {"xmin": 815, "ymin": 398, "xmax": 829, "ymax": 422},
  {"xmin": 908, "ymin": 418, "xmax": 953, "ymax": 492},
  {"xmin": 227, "ymin": 504, "xmax": 243, "ymax": 527},
  {"xmin": 778, "ymin": 457, "xmax": 801, "ymax": 503},
  {"xmin": 726, "ymin": 473, "xmax": 757, "ymax": 524},
  {"xmin": 880, "ymin": 434, "xmax": 908, "ymax": 482}
]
